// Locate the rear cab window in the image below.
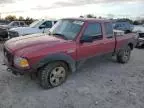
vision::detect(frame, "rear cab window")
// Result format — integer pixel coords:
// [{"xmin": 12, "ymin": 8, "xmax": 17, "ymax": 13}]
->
[{"xmin": 104, "ymin": 22, "xmax": 114, "ymax": 38}]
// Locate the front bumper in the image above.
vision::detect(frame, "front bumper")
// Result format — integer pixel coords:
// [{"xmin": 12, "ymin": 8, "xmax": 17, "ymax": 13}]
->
[{"xmin": 7, "ymin": 66, "xmax": 34, "ymax": 75}]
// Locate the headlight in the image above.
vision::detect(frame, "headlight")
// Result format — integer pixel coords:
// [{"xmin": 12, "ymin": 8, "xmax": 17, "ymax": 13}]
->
[{"xmin": 14, "ymin": 56, "xmax": 29, "ymax": 68}]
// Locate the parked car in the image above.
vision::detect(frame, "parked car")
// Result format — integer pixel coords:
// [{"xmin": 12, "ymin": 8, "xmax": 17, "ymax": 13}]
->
[
  {"xmin": 0, "ymin": 20, "xmax": 10, "ymax": 25},
  {"xmin": 0, "ymin": 21, "xmax": 27, "ymax": 29},
  {"xmin": 3, "ymin": 18, "xmax": 137, "ymax": 89},
  {"xmin": 133, "ymin": 25, "xmax": 144, "ymax": 47},
  {"xmin": 0, "ymin": 21, "xmax": 27, "ymax": 40},
  {"xmin": 113, "ymin": 21, "xmax": 134, "ymax": 33},
  {"xmin": 0, "ymin": 29, "xmax": 20, "ymax": 40},
  {"xmin": 10, "ymin": 19, "xmax": 57, "ymax": 36}
]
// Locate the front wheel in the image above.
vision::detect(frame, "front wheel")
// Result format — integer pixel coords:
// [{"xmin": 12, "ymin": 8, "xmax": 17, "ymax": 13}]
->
[
  {"xmin": 117, "ymin": 46, "xmax": 131, "ymax": 63},
  {"xmin": 39, "ymin": 62, "xmax": 69, "ymax": 89}
]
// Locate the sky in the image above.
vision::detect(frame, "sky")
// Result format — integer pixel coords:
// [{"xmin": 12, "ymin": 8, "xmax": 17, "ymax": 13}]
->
[{"xmin": 0, "ymin": 0, "xmax": 144, "ymax": 19}]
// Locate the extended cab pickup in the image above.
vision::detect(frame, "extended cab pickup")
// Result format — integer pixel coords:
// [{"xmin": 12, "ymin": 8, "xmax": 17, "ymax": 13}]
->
[{"xmin": 3, "ymin": 18, "xmax": 137, "ymax": 89}]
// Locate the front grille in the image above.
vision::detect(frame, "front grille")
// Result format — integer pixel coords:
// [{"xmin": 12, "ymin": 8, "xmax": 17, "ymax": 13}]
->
[
  {"xmin": 3, "ymin": 47, "xmax": 13, "ymax": 65},
  {"xmin": 8, "ymin": 30, "xmax": 19, "ymax": 38}
]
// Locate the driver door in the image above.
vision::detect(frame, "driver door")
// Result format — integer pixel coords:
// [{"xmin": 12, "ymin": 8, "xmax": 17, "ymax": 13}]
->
[{"xmin": 77, "ymin": 22, "xmax": 105, "ymax": 60}]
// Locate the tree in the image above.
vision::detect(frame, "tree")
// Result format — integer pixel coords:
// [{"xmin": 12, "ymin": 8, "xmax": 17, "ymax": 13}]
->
[
  {"xmin": 25, "ymin": 17, "xmax": 34, "ymax": 25},
  {"xmin": 98, "ymin": 16, "xmax": 102, "ymax": 19},
  {"xmin": 133, "ymin": 21, "xmax": 140, "ymax": 25},
  {"xmin": 86, "ymin": 14, "xmax": 94, "ymax": 18},
  {"xmin": 18, "ymin": 16, "xmax": 24, "ymax": 21},
  {"xmin": 79, "ymin": 16, "xmax": 84, "ymax": 18},
  {"xmin": 5, "ymin": 15, "xmax": 17, "ymax": 21}
]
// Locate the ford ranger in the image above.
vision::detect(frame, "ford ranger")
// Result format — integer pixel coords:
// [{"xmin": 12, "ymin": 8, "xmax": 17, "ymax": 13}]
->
[{"xmin": 3, "ymin": 18, "xmax": 137, "ymax": 89}]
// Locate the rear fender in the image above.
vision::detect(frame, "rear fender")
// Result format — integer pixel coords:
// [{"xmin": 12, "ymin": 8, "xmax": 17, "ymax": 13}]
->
[{"xmin": 115, "ymin": 36, "xmax": 136, "ymax": 54}]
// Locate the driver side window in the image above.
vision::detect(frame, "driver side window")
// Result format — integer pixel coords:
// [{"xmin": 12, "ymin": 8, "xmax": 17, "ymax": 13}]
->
[
  {"xmin": 83, "ymin": 23, "xmax": 102, "ymax": 40},
  {"xmin": 42, "ymin": 21, "xmax": 52, "ymax": 28}
]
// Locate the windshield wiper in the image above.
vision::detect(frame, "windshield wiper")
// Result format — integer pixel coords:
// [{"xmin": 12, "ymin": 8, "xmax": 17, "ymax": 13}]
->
[{"xmin": 52, "ymin": 33, "xmax": 68, "ymax": 40}]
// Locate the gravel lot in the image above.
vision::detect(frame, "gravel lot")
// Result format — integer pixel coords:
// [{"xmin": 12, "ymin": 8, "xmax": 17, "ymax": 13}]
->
[{"xmin": 0, "ymin": 42, "xmax": 144, "ymax": 108}]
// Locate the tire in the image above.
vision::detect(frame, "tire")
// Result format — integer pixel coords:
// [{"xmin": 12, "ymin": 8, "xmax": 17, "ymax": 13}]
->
[
  {"xmin": 39, "ymin": 62, "xmax": 69, "ymax": 89},
  {"xmin": 117, "ymin": 46, "xmax": 131, "ymax": 63}
]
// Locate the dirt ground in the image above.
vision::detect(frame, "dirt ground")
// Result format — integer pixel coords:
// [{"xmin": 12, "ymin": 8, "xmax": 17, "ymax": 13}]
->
[{"xmin": 0, "ymin": 43, "xmax": 144, "ymax": 108}]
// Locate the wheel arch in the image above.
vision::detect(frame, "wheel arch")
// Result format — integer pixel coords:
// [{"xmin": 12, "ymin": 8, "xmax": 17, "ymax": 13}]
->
[{"xmin": 37, "ymin": 53, "xmax": 76, "ymax": 73}]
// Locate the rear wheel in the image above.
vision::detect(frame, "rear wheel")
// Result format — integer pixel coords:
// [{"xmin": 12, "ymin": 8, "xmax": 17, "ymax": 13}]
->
[
  {"xmin": 117, "ymin": 46, "xmax": 131, "ymax": 63},
  {"xmin": 39, "ymin": 62, "xmax": 68, "ymax": 89}
]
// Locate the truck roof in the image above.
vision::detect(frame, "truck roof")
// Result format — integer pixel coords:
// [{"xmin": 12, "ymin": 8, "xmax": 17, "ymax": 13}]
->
[{"xmin": 62, "ymin": 18, "xmax": 111, "ymax": 23}]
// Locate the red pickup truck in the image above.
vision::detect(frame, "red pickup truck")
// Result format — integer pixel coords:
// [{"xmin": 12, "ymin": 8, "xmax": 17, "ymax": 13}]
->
[{"xmin": 3, "ymin": 18, "xmax": 137, "ymax": 89}]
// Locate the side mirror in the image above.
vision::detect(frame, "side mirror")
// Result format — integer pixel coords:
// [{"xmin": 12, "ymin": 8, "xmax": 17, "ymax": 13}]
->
[
  {"xmin": 80, "ymin": 36, "xmax": 93, "ymax": 43},
  {"xmin": 39, "ymin": 25, "xmax": 46, "ymax": 29}
]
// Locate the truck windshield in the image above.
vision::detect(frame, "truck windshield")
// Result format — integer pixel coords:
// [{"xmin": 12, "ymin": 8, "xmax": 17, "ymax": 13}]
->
[
  {"xmin": 29, "ymin": 20, "xmax": 43, "ymax": 28},
  {"xmin": 49, "ymin": 19, "xmax": 84, "ymax": 40}
]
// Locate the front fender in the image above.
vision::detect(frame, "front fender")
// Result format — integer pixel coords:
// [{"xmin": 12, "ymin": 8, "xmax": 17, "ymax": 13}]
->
[{"xmin": 37, "ymin": 53, "xmax": 76, "ymax": 72}]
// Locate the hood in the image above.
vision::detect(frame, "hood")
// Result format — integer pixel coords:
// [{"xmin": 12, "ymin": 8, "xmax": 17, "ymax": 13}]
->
[
  {"xmin": 5, "ymin": 34, "xmax": 67, "ymax": 54},
  {"xmin": 10, "ymin": 27, "xmax": 39, "ymax": 35}
]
